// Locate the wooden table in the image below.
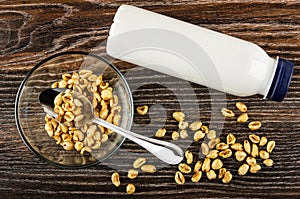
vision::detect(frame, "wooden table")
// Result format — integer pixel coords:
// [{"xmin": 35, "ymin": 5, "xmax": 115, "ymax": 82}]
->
[{"xmin": 1, "ymin": 0, "xmax": 299, "ymax": 198}]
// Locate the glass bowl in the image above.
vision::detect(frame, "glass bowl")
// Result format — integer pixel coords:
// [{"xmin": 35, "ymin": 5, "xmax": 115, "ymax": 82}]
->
[{"xmin": 15, "ymin": 51, "xmax": 134, "ymax": 168}]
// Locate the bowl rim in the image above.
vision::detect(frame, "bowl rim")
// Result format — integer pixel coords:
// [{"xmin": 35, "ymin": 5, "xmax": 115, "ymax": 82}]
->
[{"xmin": 15, "ymin": 51, "xmax": 134, "ymax": 169}]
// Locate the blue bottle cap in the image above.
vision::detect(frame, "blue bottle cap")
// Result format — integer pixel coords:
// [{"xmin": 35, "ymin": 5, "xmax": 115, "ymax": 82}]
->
[{"xmin": 266, "ymin": 58, "xmax": 294, "ymax": 102}]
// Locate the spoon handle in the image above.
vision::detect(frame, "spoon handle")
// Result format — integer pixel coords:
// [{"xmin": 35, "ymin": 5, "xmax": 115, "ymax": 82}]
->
[{"xmin": 93, "ymin": 117, "xmax": 183, "ymax": 165}]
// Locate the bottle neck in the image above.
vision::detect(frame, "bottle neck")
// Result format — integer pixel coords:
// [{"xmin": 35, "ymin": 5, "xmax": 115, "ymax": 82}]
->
[{"xmin": 260, "ymin": 57, "xmax": 279, "ymax": 98}]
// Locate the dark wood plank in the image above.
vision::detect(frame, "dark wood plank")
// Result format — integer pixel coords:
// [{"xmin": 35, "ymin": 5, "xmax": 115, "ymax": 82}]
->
[{"xmin": 0, "ymin": 0, "xmax": 299, "ymax": 198}]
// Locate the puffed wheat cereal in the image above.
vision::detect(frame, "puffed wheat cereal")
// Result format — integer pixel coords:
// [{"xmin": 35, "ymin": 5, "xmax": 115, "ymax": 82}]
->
[
  {"xmin": 111, "ymin": 172, "xmax": 120, "ymax": 187},
  {"xmin": 133, "ymin": 158, "xmax": 146, "ymax": 168},
  {"xmin": 175, "ymin": 171, "xmax": 185, "ymax": 185},
  {"xmin": 172, "ymin": 112, "xmax": 185, "ymax": 122},
  {"xmin": 189, "ymin": 121, "xmax": 202, "ymax": 131},
  {"xmin": 248, "ymin": 121, "xmax": 262, "ymax": 131},
  {"xmin": 221, "ymin": 108, "xmax": 235, "ymax": 117},
  {"xmin": 238, "ymin": 164, "xmax": 249, "ymax": 176},
  {"xmin": 185, "ymin": 150, "xmax": 193, "ymax": 164},
  {"xmin": 191, "ymin": 171, "xmax": 202, "ymax": 183},
  {"xmin": 126, "ymin": 184, "xmax": 135, "ymax": 194},
  {"xmin": 137, "ymin": 105, "xmax": 149, "ymax": 115},
  {"xmin": 267, "ymin": 140, "xmax": 276, "ymax": 153},
  {"xmin": 236, "ymin": 102, "xmax": 247, "ymax": 112}
]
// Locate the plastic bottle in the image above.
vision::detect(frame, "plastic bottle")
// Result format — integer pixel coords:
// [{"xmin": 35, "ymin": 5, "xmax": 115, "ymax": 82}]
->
[{"xmin": 106, "ymin": 5, "xmax": 294, "ymax": 102}]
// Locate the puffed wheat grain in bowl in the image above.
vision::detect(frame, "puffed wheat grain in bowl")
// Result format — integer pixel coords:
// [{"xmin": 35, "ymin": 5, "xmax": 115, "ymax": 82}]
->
[
  {"xmin": 46, "ymin": 69, "xmax": 121, "ymax": 156},
  {"xmin": 15, "ymin": 52, "xmax": 134, "ymax": 168}
]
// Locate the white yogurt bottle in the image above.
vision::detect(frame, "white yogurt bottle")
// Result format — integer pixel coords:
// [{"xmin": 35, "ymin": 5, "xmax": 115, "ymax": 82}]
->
[{"xmin": 106, "ymin": 5, "xmax": 294, "ymax": 102}]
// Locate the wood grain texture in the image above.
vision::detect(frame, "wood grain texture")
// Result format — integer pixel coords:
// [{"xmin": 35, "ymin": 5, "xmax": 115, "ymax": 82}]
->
[{"xmin": 0, "ymin": 0, "xmax": 299, "ymax": 198}]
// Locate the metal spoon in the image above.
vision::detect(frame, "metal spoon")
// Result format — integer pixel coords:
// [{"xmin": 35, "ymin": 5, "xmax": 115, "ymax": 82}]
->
[{"xmin": 39, "ymin": 88, "xmax": 183, "ymax": 165}]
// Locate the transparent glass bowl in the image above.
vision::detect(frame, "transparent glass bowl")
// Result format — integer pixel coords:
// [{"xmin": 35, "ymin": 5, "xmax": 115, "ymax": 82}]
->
[{"xmin": 15, "ymin": 52, "xmax": 134, "ymax": 168}]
